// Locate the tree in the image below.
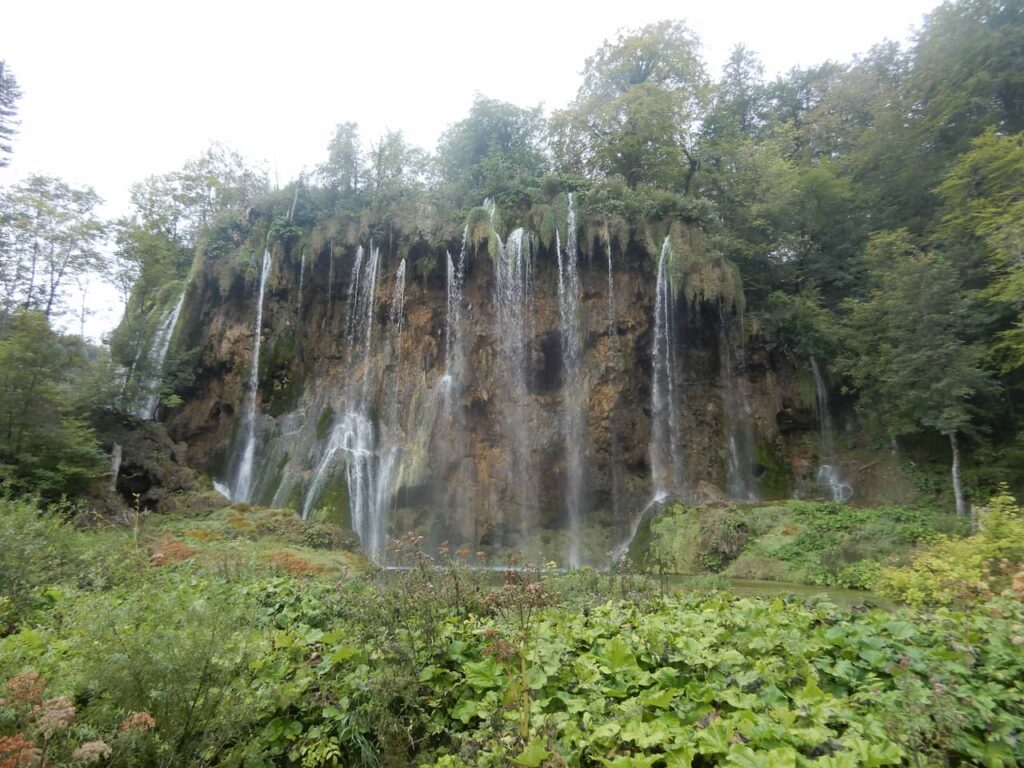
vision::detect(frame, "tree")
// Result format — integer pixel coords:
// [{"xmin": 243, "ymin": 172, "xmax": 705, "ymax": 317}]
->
[
  {"xmin": 703, "ymin": 44, "xmax": 767, "ymax": 143},
  {"xmin": 436, "ymin": 95, "xmax": 547, "ymax": 207},
  {"xmin": 936, "ymin": 129, "xmax": 1024, "ymax": 367},
  {"xmin": 0, "ymin": 312, "xmax": 103, "ymax": 497},
  {"xmin": 0, "ymin": 60, "xmax": 20, "ymax": 166},
  {"xmin": 843, "ymin": 231, "xmax": 996, "ymax": 514},
  {"xmin": 364, "ymin": 130, "xmax": 432, "ymax": 214},
  {"xmin": 175, "ymin": 144, "xmax": 270, "ymax": 245},
  {"xmin": 0, "ymin": 176, "xmax": 107, "ymax": 321},
  {"xmin": 550, "ymin": 20, "xmax": 709, "ymax": 190},
  {"xmin": 319, "ymin": 121, "xmax": 362, "ymax": 196}
]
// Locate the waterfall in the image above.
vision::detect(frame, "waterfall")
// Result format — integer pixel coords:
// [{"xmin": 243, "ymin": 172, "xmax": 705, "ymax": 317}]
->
[
  {"xmin": 649, "ymin": 236, "xmax": 684, "ymax": 498},
  {"xmin": 443, "ymin": 226, "xmax": 468, "ymax": 387},
  {"xmin": 490, "ymin": 198, "xmax": 537, "ymax": 548},
  {"xmin": 811, "ymin": 357, "xmax": 852, "ymax": 502},
  {"xmin": 297, "ymin": 249, "xmax": 306, "ymax": 310},
  {"xmin": 439, "ymin": 228, "xmax": 471, "ymax": 543},
  {"xmin": 135, "ymin": 292, "xmax": 185, "ymax": 420},
  {"xmin": 811, "ymin": 356, "xmax": 835, "ymax": 456},
  {"xmin": 301, "ymin": 244, "xmax": 396, "ymax": 561},
  {"xmin": 390, "ymin": 258, "xmax": 406, "ymax": 337},
  {"xmin": 719, "ymin": 304, "xmax": 757, "ymax": 501},
  {"xmin": 231, "ymin": 244, "xmax": 272, "ymax": 502},
  {"xmin": 344, "ymin": 245, "xmax": 365, "ymax": 351},
  {"xmin": 558, "ymin": 192, "xmax": 586, "ymax": 567},
  {"xmin": 327, "ymin": 242, "xmax": 335, "ymax": 310},
  {"xmin": 606, "ymin": 240, "xmax": 625, "ymax": 547},
  {"xmin": 386, "ymin": 258, "xmax": 407, "ymax": 428}
]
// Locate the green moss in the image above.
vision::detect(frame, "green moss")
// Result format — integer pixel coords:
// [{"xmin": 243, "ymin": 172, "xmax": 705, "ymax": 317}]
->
[
  {"xmin": 755, "ymin": 442, "xmax": 791, "ymax": 500},
  {"xmin": 629, "ymin": 503, "xmax": 700, "ymax": 572},
  {"xmin": 309, "ymin": 473, "xmax": 351, "ymax": 530},
  {"xmin": 262, "ymin": 328, "xmax": 297, "ymax": 417},
  {"xmin": 316, "ymin": 406, "xmax": 335, "ymax": 441}
]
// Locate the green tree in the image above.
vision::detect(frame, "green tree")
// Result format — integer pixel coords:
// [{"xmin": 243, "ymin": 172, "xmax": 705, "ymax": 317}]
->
[
  {"xmin": 0, "ymin": 60, "xmax": 20, "ymax": 166},
  {"xmin": 843, "ymin": 231, "xmax": 996, "ymax": 514},
  {"xmin": 365, "ymin": 130, "xmax": 432, "ymax": 216},
  {"xmin": 0, "ymin": 176, "xmax": 107, "ymax": 320},
  {"xmin": 436, "ymin": 95, "xmax": 547, "ymax": 207},
  {"xmin": 551, "ymin": 20, "xmax": 709, "ymax": 190},
  {"xmin": 936, "ymin": 129, "xmax": 1024, "ymax": 368},
  {"xmin": 0, "ymin": 312, "xmax": 103, "ymax": 497},
  {"xmin": 320, "ymin": 121, "xmax": 363, "ymax": 196}
]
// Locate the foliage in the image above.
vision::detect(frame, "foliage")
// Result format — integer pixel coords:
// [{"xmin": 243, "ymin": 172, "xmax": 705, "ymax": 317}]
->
[
  {"xmin": 0, "ymin": 496, "xmax": 143, "ymax": 630},
  {"xmin": 0, "ymin": 313, "xmax": 105, "ymax": 497},
  {"xmin": 2, "ymin": 500, "xmax": 1024, "ymax": 767},
  {"xmin": 877, "ymin": 486, "xmax": 1024, "ymax": 606},
  {"xmin": 551, "ymin": 21, "xmax": 708, "ymax": 191},
  {"xmin": 841, "ymin": 231, "xmax": 995, "ymax": 477},
  {"xmin": 437, "ymin": 95, "xmax": 548, "ymax": 208},
  {"xmin": 0, "ymin": 176, "xmax": 107, "ymax": 321},
  {"xmin": 0, "ymin": 60, "xmax": 20, "ymax": 167},
  {"xmin": 642, "ymin": 501, "xmax": 962, "ymax": 589},
  {"xmin": 936, "ymin": 129, "xmax": 1024, "ymax": 369}
]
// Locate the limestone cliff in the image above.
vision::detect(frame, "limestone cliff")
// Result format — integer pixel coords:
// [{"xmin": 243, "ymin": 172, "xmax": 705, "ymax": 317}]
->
[{"xmin": 162, "ymin": 200, "xmax": 843, "ymax": 565}]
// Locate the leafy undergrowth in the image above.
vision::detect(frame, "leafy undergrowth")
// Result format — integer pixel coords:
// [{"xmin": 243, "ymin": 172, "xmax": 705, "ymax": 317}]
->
[
  {"xmin": 2, "ymin": 498, "xmax": 1023, "ymax": 767},
  {"xmin": 641, "ymin": 501, "xmax": 966, "ymax": 589},
  {"xmin": 875, "ymin": 488, "xmax": 1024, "ymax": 606}
]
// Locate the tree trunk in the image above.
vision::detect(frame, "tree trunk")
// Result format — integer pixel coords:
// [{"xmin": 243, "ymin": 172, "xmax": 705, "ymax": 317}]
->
[
  {"xmin": 949, "ymin": 432, "xmax": 966, "ymax": 517},
  {"xmin": 109, "ymin": 443, "xmax": 122, "ymax": 493}
]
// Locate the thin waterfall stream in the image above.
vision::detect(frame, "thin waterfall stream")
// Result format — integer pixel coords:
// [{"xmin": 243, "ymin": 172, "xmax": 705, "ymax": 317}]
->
[
  {"xmin": 558, "ymin": 192, "xmax": 585, "ymax": 566},
  {"xmin": 230, "ymin": 242, "xmax": 272, "ymax": 502},
  {"xmin": 812, "ymin": 357, "xmax": 852, "ymax": 502},
  {"xmin": 135, "ymin": 291, "xmax": 185, "ymax": 420}
]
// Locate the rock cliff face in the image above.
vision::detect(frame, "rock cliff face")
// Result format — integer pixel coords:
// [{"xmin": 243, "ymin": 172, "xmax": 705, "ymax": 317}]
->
[{"xmin": 164, "ymin": 204, "xmax": 832, "ymax": 565}]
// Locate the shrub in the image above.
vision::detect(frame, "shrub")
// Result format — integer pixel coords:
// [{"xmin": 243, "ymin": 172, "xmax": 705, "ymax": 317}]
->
[{"xmin": 876, "ymin": 488, "xmax": 1024, "ymax": 606}]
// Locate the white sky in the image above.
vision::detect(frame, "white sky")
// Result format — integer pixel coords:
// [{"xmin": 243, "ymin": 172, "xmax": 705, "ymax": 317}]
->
[{"xmin": 1, "ymin": 0, "xmax": 940, "ymax": 338}]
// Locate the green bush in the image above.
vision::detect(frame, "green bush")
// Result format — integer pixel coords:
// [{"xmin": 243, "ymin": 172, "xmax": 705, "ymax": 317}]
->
[{"xmin": 877, "ymin": 488, "xmax": 1024, "ymax": 605}]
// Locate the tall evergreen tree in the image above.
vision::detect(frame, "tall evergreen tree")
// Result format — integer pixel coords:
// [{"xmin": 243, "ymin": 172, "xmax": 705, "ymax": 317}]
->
[{"xmin": 0, "ymin": 60, "xmax": 20, "ymax": 166}]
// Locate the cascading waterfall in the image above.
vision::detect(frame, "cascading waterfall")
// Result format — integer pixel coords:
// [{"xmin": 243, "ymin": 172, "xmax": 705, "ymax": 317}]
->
[
  {"xmin": 231, "ymin": 243, "xmax": 272, "ymax": 502},
  {"xmin": 489, "ymin": 198, "xmax": 537, "ymax": 547},
  {"xmin": 557, "ymin": 192, "xmax": 586, "ymax": 566},
  {"xmin": 811, "ymin": 357, "xmax": 852, "ymax": 502},
  {"xmin": 606, "ymin": 240, "xmax": 625, "ymax": 545},
  {"xmin": 811, "ymin": 357, "xmax": 835, "ymax": 456},
  {"xmin": 719, "ymin": 304, "xmax": 758, "ymax": 501},
  {"xmin": 301, "ymin": 244, "xmax": 397, "ymax": 561},
  {"xmin": 439, "ymin": 229, "xmax": 472, "ymax": 542},
  {"xmin": 321, "ymin": 242, "xmax": 336, "ymax": 333},
  {"xmin": 135, "ymin": 292, "xmax": 185, "ymax": 420},
  {"xmin": 443, "ymin": 226, "xmax": 468, "ymax": 387},
  {"xmin": 649, "ymin": 236, "xmax": 685, "ymax": 499},
  {"xmin": 344, "ymin": 245, "xmax": 365, "ymax": 354},
  {"xmin": 297, "ymin": 249, "xmax": 306, "ymax": 310},
  {"xmin": 390, "ymin": 259, "xmax": 406, "ymax": 340}
]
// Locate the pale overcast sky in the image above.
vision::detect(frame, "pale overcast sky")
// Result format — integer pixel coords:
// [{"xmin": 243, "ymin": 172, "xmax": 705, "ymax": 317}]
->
[{"xmin": 1, "ymin": 0, "xmax": 940, "ymax": 337}]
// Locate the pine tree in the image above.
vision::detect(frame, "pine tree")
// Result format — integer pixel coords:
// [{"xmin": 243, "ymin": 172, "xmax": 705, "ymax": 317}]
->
[{"xmin": 0, "ymin": 60, "xmax": 21, "ymax": 166}]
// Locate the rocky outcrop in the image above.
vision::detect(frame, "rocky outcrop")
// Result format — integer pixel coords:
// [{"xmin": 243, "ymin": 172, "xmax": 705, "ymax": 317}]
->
[{"xmin": 163, "ymin": 207, "xmax": 837, "ymax": 564}]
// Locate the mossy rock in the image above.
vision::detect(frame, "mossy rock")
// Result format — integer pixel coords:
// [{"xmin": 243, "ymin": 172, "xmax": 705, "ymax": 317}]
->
[
  {"xmin": 316, "ymin": 406, "xmax": 335, "ymax": 441},
  {"xmin": 309, "ymin": 473, "xmax": 351, "ymax": 530},
  {"xmin": 755, "ymin": 442, "xmax": 791, "ymax": 500}
]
